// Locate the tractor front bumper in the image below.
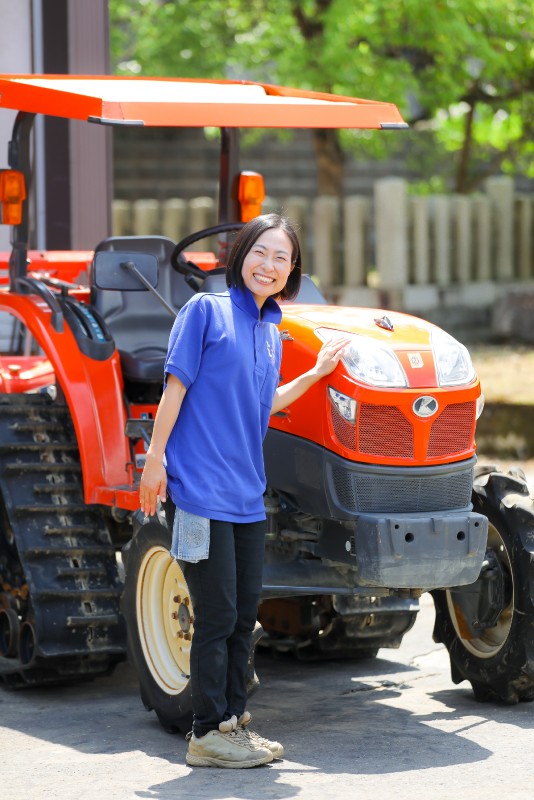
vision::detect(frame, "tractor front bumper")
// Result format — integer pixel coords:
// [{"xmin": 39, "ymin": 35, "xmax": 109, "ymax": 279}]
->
[{"xmin": 316, "ymin": 509, "xmax": 488, "ymax": 590}]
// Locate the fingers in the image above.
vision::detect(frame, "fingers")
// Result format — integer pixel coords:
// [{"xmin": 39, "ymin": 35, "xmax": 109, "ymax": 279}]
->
[
  {"xmin": 157, "ymin": 474, "xmax": 167, "ymax": 505},
  {"xmin": 322, "ymin": 336, "xmax": 351, "ymax": 354},
  {"xmin": 139, "ymin": 477, "xmax": 166, "ymax": 517},
  {"xmin": 315, "ymin": 336, "xmax": 351, "ymax": 377},
  {"xmin": 139, "ymin": 484, "xmax": 154, "ymax": 517}
]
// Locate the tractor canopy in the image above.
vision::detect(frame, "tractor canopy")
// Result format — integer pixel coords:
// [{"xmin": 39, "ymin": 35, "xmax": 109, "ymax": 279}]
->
[{"xmin": 0, "ymin": 75, "xmax": 408, "ymax": 129}]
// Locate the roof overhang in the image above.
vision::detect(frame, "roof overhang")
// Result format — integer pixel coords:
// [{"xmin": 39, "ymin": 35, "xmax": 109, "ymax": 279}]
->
[{"xmin": 0, "ymin": 75, "xmax": 408, "ymax": 130}]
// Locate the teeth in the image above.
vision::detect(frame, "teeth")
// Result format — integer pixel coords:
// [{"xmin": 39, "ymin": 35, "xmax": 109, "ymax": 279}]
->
[{"xmin": 254, "ymin": 274, "xmax": 274, "ymax": 284}]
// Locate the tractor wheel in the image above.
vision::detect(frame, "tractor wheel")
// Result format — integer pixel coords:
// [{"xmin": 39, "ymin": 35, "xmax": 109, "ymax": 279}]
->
[
  {"xmin": 122, "ymin": 517, "xmax": 262, "ymax": 733},
  {"xmin": 121, "ymin": 518, "xmax": 194, "ymax": 733},
  {"xmin": 432, "ymin": 469, "xmax": 534, "ymax": 704}
]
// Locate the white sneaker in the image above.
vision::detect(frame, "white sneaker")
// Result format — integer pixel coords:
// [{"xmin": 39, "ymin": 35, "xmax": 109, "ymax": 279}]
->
[
  {"xmin": 186, "ymin": 728, "xmax": 273, "ymax": 769},
  {"xmin": 238, "ymin": 711, "xmax": 284, "ymax": 759}
]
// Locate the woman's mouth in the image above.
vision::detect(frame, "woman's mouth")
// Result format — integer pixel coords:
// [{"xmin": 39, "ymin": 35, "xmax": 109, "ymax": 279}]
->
[{"xmin": 253, "ymin": 273, "xmax": 275, "ymax": 285}]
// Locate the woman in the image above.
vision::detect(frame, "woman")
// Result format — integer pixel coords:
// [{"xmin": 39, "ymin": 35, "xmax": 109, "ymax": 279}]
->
[{"xmin": 140, "ymin": 213, "xmax": 348, "ymax": 769}]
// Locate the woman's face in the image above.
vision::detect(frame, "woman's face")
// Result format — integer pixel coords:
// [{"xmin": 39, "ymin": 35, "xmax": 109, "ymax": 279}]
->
[{"xmin": 241, "ymin": 227, "xmax": 294, "ymax": 308}]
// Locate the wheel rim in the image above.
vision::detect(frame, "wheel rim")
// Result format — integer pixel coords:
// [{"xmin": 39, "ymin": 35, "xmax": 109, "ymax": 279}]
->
[
  {"xmin": 446, "ymin": 521, "xmax": 513, "ymax": 659},
  {"xmin": 136, "ymin": 546, "xmax": 193, "ymax": 694}
]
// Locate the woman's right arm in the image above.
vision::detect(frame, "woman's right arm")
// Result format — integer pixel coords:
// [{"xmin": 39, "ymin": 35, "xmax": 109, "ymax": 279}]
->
[{"xmin": 139, "ymin": 374, "xmax": 187, "ymax": 517}]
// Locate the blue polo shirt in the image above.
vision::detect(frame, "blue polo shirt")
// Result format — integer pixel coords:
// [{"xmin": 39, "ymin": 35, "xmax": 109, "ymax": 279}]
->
[{"xmin": 163, "ymin": 286, "xmax": 282, "ymax": 522}]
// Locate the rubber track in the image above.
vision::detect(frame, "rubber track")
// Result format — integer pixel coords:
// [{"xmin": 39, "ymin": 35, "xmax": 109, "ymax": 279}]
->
[{"xmin": 0, "ymin": 394, "xmax": 126, "ymax": 685}]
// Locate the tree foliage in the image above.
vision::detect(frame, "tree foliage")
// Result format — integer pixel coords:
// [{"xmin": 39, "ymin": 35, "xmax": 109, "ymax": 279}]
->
[{"xmin": 109, "ymin": 0, "xmax": 534, "ymax": 194}]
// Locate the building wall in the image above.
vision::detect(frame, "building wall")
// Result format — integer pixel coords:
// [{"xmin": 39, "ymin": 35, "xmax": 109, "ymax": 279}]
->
[
  {"xmin": 0, "ymin": 0, "xmax": 33, "ymax": 251},
  {"xmin": 67, "ymin": 0, "xmax": 112, "ymax": 250},
  {"xmin": 0, "ymin": 0, "xmax": 111, "ymax": 253}
]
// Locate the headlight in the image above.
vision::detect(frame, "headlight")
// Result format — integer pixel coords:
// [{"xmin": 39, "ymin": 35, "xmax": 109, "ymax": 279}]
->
[
  {"xmin": 344, "ymin": 338, "xmax": 408, "ymax": 387},
  {"xmin": 316, "ymin": 329, "xmax": 407, "ymax": 388},
  {"xmin": 432, "ymin": 329, "xmax": 476, "ymax": 386}
]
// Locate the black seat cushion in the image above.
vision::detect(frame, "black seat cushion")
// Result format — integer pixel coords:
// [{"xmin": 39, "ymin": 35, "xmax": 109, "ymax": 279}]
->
[{"xmin": 118, "ymin": 348, "xmax": 167, "ymax": 382}]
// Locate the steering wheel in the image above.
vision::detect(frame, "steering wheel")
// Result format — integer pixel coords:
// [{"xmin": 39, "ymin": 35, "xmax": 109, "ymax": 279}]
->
[{"xmin": 170, "ymin": 222, "xmax": 245, "ymax": 279}]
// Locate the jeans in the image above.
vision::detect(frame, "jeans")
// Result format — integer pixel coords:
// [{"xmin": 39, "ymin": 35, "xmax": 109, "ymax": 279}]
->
[{"xmin": 165, "ymin": 500, "xmax": 266, "ymax": 737}]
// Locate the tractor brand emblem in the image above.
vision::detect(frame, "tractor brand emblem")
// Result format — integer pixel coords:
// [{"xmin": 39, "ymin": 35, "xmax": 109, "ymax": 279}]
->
[
  {"xmin": 374, "ymin": 315, "xmax": 394, "ymax": 331},
  {"xmin": 412, "ymin": 396, "xmax": 439, "ymax": 418},
  {"xmin": 407, "ymin": 352, "xmax": 424, "ymax": 368}
]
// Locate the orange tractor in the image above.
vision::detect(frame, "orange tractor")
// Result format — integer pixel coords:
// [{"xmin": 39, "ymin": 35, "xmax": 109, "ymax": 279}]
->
[{"xmin": 1, "ymin": 75, "xmax": 533, "ymax": 732}]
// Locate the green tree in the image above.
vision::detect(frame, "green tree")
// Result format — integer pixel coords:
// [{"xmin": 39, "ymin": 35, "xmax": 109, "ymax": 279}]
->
[{"xmin": 109, "ymin": 0, "xmax": 534, "ymax": 195}]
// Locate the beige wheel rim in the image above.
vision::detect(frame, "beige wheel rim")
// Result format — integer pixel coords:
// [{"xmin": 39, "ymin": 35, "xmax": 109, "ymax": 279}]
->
[
  {"xmin": 136, "ymin": 545, "xmax": 193, "ymax": 694},
  {"xmin": 446, "ymin": 522, "xmax": 513, "ymax": 659}
]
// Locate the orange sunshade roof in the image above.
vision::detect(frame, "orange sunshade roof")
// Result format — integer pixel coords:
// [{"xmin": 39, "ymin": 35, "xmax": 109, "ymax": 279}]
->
[{"xmin": 0, "ymin": 75, "xmax": 407, "ymax": 130}]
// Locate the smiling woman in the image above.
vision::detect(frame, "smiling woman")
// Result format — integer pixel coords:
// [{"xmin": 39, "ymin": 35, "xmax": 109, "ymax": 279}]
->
[{"xmin": 138, "ymin": 212, "xmax": 348, "ymax": 768}]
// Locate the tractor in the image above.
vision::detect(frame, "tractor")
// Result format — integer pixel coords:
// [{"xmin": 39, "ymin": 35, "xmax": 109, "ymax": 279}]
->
[{"xmin": 1, "ymin": 75, "xmax": 533, "ymax": 733}]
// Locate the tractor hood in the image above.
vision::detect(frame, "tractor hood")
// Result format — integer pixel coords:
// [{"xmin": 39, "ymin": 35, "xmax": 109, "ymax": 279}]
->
[
  {"xmin": 281, "ymin": 304, "xmax": 477, "ymax": 389},
  {"xmin": 283, "ymin": 304, "xmax": 435, "ymax": 346}
]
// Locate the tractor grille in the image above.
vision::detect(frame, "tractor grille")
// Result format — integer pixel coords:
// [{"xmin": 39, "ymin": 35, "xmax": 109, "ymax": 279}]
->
[
  {"xmin": 356, "ymin": 401, "xmax": 476, "ymax": 460},
  {"xmin": 358, "ymin": 404, "xmax": 414, "ymax": 459},
  {"xmin": 330, "ymin": 405, "xmax": 357, "ymax": 451},
  {"xmin": 331, "ymin": 463, "xmax": 473, "ymax": 514},
  {"xmin": 427, "ymin": 402, "xmax": 475, "ymax": 458}
]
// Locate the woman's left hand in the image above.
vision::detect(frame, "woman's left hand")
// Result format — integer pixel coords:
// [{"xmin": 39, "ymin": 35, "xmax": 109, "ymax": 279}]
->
[{"xmin": 313, "ymin": 337, "xmax": 351, "ymax": 377}]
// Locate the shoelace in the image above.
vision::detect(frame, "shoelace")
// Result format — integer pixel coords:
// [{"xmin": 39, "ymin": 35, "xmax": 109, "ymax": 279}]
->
[
  {"xmin": 223, "ymin": 727, "xmax": 261, "ymax": 748},
  {"xmin": 241, "ymin": 727, "xmax": 275, "ymax": 749},
  {"xmin": 186, "ymin": 726, "xmax": 263, "ymax": 750},
  {"xmin": 237, "ymin": 713, "xmax": 279, "ymax": 750}
]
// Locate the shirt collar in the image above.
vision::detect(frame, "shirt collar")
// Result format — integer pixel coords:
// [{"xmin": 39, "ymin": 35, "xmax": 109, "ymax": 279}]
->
[{"xmin": 229, "ymin": 285, "xmax": 282, "ymax": 324}]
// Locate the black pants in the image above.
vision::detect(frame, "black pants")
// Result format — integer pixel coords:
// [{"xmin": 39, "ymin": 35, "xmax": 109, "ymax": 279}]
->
[{"xmin": 166, "ymin": 502, "xmax": 266, "ymax": 737}]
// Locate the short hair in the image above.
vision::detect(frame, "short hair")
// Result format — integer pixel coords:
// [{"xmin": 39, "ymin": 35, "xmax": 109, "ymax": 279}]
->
[{"xmin": 225, "ymin": 213, "xmax": 302, "ymax": 301}]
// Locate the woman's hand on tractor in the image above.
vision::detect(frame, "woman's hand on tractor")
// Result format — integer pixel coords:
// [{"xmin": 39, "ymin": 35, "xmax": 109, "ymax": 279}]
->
[
  {"xmin": 313, "ymin": 337, "xmax": 350, "ymax": 378},
  {"xmin": 139, "ymin": 453, "xmax": 167, "ymax": 517},
  {"xmin": 271, "ymin": 336, "xmax": 350, "ymax": 415}
]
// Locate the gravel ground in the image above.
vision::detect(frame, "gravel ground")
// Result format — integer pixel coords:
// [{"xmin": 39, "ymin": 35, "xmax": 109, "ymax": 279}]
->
[{"xmin": 470, "ymin": 343, "xmax": 534, "ymax": 405}]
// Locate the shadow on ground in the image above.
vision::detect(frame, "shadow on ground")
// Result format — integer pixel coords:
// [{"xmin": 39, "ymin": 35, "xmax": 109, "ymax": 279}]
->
[{"xmin": 3, "ymin": 647, "xmax": 531, "ymax": 800}]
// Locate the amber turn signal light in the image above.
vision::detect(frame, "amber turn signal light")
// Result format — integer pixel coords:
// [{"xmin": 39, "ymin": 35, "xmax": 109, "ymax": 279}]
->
[
  {"xmin": 0, "ymin": 169, "xmax": 27, "ymax": 226},
  {"xmin": 238, "ymin": 171, "xmax": 265, "ymax": 223}
]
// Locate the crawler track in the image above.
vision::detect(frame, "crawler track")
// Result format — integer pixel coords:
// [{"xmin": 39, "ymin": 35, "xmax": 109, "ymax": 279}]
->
[{"xmin": 0, "ymin": 394, "xmax": 126, "ymax": 686}]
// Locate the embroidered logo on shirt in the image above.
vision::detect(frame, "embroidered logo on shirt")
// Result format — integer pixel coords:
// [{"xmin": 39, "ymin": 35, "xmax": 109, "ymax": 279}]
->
[{"xmin": 266, "ymin": 341, "xmax": 275, "ymax": 362}]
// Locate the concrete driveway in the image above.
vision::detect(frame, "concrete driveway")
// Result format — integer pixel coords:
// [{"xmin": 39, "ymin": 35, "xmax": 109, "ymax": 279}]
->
[{"xmin": 1, "ymin": 594, "xmax": 534, "ymax": 800}]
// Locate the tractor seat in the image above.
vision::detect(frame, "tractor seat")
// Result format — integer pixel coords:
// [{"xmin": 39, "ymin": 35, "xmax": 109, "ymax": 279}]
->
[{"xmin": 92, "ymin": 236, "xmax": 195, "ymax": 383}]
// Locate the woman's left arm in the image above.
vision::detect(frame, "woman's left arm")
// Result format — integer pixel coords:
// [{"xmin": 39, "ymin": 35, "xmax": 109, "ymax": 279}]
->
[{"xmin": 271, "ymin": 337, "xmax": 350, "ymax": 415}]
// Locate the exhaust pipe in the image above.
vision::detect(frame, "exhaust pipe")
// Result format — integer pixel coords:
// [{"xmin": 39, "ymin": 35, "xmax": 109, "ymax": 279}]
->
[{"xmin": 0, "ymin": 608, "xmax": 20, "ymax": 658}]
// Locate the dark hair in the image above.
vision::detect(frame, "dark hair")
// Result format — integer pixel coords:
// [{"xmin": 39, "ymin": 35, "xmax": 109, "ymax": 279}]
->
[{"xmin": 225, "ymin": 213, "xmax": 302, "ymax": 301}]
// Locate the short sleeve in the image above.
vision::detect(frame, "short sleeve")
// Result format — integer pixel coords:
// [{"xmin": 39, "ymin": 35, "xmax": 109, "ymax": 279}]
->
[{"xmin": 164, "ymin": 297, "xmax": 207, "ymax": 389}]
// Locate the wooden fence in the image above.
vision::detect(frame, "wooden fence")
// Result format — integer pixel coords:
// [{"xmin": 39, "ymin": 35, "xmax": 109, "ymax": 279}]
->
[{"xmin": 112, "ymin": 175, "xmax": 534, "ymax": 316}]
